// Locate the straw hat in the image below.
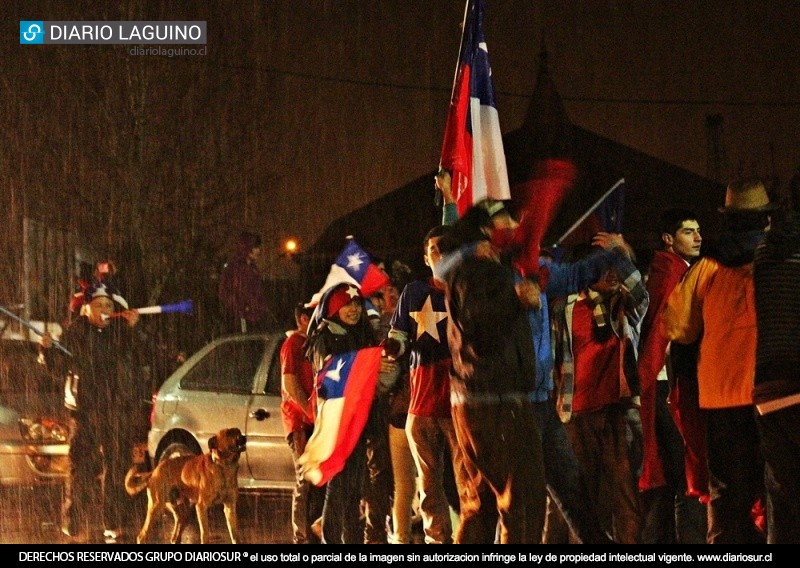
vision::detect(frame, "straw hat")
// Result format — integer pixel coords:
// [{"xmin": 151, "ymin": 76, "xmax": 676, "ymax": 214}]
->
[{"xmin": 718, "ymin": 180, "xmax": 777, "ymax": 213}]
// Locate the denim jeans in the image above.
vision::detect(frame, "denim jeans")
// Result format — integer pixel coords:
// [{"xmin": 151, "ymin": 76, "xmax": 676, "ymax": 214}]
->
[
  {"xmin": 321, "ymin": 434, "xmax": 366, "ymax": 544},
  {"xmin": 451, "ymin": 397, "xmax": 546, "ymax": 544},
  {"xmin": 757, "ymin": 403, "xmax": 800, "ymax": 544},
  {"xmin": 362, "ymin": 397, "xmax": 392, "ymax": 543},
  {"xmin": 533, "ymin": 398, "xmax": 612, "ymax": 544},
  {"xmin": 706, "ymin": 407, "xmax": 765, "ymax": 544},
  {"xmin": 565, "ymin": 404, "xmax": 643, "ymax": 544}
]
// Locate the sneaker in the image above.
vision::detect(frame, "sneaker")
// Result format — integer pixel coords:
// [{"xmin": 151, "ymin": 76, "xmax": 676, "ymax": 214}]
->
[
  {"xmin": 61, "ymin": 524, "xmax": 89, "ymax": 543},
  {"xmin": 310, "ymin": 517, "xmax": 322, "ymax": 541},
  {"xmin": 103, "ymin": 528, "xmax": 122, "ymax": 541}
]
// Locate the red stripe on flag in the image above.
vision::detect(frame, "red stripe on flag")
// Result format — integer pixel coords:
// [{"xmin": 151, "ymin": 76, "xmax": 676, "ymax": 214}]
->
[
  {"xmin": 503, "ymin": 159, "xmax": 578, "ymax": 277},
  {"xmin": 303, "ymin": 347, "xmax": 382, "ymax": 486},
  {"xmin": 360, "ymin": 264, "xmax": 390, "ymax": 298},
  {"xmin": 441, "ymin": 64, "xmax": 474, "ymax": 216}
]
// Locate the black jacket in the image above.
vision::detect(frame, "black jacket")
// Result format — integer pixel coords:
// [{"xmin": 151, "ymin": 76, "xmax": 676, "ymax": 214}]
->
[
  {"xmin": 44, "ymin": 317, "xmax": 147, "ymax": 423},
  {"xmin": 446, "ymin": 256, "xmax": 536, "ymax": 395}
]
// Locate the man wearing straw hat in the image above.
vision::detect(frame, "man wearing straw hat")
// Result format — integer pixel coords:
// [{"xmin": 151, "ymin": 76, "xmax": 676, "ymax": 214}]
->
[{"xmin": 662, "ymin": 178, "xmax": 776, "ymax": 544}]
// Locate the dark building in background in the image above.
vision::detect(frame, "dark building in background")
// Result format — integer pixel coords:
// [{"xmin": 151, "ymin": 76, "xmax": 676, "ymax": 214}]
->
[{"xmin": 299, "ymin": 50, "xmax": 725, "ymax": 299}]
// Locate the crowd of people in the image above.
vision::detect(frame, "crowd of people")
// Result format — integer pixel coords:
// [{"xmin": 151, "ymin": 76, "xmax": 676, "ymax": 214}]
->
[
  {"xmin": 276, "ymin": 167, "xmax": 797, "ymax": 545},
  {"xmin": 37, "ymin": 163, "xmax": 798, "ymax": 545}
]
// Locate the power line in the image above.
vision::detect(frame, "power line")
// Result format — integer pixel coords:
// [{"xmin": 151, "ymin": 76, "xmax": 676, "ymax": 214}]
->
[
  {"xmin": 215, "ymin": 61, "xmax": 800, "ymax": 108},
  {"xmin": 558, "ymin": 95, "xmax": 800, "ymax": 108}
]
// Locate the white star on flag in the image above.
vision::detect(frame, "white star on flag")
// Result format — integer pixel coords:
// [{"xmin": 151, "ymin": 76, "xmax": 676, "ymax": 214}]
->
[
  {"xmin": 325, "ymin": 358, "xmax": 346, "ymax": 382},
  {"xmin": 410, "ymin": 295, "xmax": 447, "ymax": 342},
  {"xmin": 346, "ymin": 253, "xmax": 364, "ymax": 271}
]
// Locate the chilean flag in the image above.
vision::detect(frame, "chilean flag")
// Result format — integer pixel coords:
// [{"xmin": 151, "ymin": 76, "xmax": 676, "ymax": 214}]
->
[
  {"xmin": 334, "ymin": 238, "xmax": 390, "ymax": 296},
  {"xmin": 440, "ymin": 0, "xmax": 510, "ymax": 216},
  {"xmin": 499, "ymin": 158, "xmax": 578, "ymax": 278},
  {"xmin": 307, "ymin": 237, "xmax": 390, "ymax": 308},
  {"xmin": 299, "ymin": 347, "xmax": 382, "ymax": 486},
  {"xmin": 555, "ymin": 178, "xmax": 626, "ymax": 248}
]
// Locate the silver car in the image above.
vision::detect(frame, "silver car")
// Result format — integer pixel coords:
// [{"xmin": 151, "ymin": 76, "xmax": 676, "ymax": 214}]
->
[
  {"xmin": 147, "ymin": 332, "xmax": 294, "ymax": 491},
  {"xmin": 0, "ymin": 337, "xmax": 70, "ymax": 486}
]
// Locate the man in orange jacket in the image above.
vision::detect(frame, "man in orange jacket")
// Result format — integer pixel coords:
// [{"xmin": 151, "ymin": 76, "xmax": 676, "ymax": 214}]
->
[{"xmin": 663, "ymin": 179, "xmax": 775, "ymax": 544}]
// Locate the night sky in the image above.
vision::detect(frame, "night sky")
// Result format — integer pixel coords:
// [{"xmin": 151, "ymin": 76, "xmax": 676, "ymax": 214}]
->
[{"xmin": 4, "ymin": 0, "xmax": 799, "ymax": 282}]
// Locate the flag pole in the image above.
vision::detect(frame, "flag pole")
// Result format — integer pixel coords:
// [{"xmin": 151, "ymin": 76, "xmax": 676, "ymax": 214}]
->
[
  {"xmin": 0, "ymin": 304, "xmax": 72, "ymax": 356},
  {"xmin": 440, "ymin": 0, "xmax": 474, "ymax": 163},
  {"xmin": 448, "ymin": 0, "xmax": 474, "ymax": 105},
  {"xmin": 436, "ymin": 0, "xmax": 474, "ymax": 207},
  {"xmin": 554, "ymin": 178, "xmax": 625, "ymax": 246}
]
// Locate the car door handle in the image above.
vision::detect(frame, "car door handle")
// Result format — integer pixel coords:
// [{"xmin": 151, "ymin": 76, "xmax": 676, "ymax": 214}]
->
[{"xmin": 249, "ymin": 408, "xmax": 270, "ymax": 421}]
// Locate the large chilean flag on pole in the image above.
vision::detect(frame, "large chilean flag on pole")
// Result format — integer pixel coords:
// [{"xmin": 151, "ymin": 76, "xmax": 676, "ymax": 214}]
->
[
  {"xmin": 299, "ymin": 347, "xmax": 382, "ymax": 486},
  {"xmin": 440, "ymin": 0, "xmax": 511, "ymax": 216}
]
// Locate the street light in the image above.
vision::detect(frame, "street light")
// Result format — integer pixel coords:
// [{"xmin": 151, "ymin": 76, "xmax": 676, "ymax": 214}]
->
[{"xmin": 282, "ymin": 237, "xmax": 299, "ymax": 258}]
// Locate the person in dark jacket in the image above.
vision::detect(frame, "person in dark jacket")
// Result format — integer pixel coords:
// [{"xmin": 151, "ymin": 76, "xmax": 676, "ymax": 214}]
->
[
  {"xmin": 753, "ymin": 176, "xmax": 800, "ymax": 544},
  {"xmin": 40, "ymin": 281, "xmax": 148, "ymax": 542},
  {"xmin": 438, "ymin": 223, "xmax": 547, "ymax": 544},
  {"xmin": 218, "ymin": 231, "xmax": 270, "ymax": 333}
]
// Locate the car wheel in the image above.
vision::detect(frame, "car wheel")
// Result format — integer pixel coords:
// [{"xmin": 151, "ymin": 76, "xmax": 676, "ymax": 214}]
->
[{"xmin": 157, "ymin": 441, "xmax": 199, "ymax": 464}]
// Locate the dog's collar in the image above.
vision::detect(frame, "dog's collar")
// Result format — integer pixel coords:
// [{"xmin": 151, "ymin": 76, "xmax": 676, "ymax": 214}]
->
[{"xmin": 211, "ymin": 448, "xmax": 240, "ymax": 464}]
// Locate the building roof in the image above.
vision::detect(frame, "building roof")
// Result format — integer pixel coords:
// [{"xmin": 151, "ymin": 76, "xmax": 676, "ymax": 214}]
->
[{"xmin": 300, "ymin": 47, "xmax": 725, "ymax": 297}]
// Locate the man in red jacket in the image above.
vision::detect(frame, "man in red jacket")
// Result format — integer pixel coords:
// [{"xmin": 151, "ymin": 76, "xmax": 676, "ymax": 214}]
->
[
  {"xmin": 637, "ymin": 208, "xmax": 706, "ymax": 543},
  {"xmin": 280, "ymin": 302, "xmax": 324, "ymax": 543}
]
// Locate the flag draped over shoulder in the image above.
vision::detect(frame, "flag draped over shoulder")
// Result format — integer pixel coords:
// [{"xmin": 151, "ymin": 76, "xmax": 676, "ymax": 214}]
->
[
  {"xmin": 298, "ymin": 347, "xmax": 382, "ymax": 486},
  {"xmin": 555, "ymin": 178, "xmax": 626, "ymax": 248},
  {"xmin": 307, "ymin": 237, "xmax": 390, "ymax": 307},
  {"xmin": 440, "ymin": 0, "xmax": 510, "ymax": 216}
]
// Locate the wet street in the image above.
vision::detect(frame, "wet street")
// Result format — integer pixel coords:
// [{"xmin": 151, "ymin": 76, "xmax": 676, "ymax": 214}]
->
[{"xmin": 0, "ymin": 485, "xmax": 293, "ymax": 545}]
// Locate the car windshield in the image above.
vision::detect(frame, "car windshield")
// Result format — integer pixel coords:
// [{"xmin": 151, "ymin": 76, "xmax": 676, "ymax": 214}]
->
[{"xmin": 179, "ymin": 337, "xmax": 266, "ymax": 394}]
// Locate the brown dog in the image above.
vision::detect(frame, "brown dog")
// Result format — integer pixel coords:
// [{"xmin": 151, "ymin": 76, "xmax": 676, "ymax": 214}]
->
[{"xmin": 124, "ymin": 427, "xmax": 247, "ymax": 544}]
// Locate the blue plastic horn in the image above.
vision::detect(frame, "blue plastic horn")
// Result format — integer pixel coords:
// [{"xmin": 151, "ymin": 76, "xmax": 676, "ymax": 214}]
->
[{"xmin": 136, "ymin": 299, "xmax": 194, "ymax": 315}]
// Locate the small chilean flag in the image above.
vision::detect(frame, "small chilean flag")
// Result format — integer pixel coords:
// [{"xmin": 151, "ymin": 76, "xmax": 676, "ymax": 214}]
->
[
  {"xmin": 299, "ymin": 347, "xmax": 382, "ymax": 486},
  {"xmin": 333, "ymin": 237, "xmax": 390, "ymax": 297},
  {"xmin": 440, "ymin": 0, "xmax": 511, "ymax": 216},
  {"xmin": 306, "ymin": 237, "xmax": 391, "ymax": 309},
  {"xmin": 555, "ymin": 178, "xmax": 626, "ymax": 248}
]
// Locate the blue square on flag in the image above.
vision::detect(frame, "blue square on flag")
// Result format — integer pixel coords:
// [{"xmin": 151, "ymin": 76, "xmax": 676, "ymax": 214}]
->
[
  {"xmin": 334, "ymin": 239, "xmax": 389, "ymax": 296},
  {"xmin": 556, "ymin": 179, "xmax": 625, "ymax": 248},
  {"xmin": 300, "ymin": 347, "xmax": 382, "ymax": 486},
  {"xmin": 317, "ymin": 350, "xmax": 360, "ymax": 399}
]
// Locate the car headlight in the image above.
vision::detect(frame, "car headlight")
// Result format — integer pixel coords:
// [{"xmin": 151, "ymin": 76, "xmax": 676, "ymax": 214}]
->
[{"xmin": 18, "ymin": 417, "xmax": 69, "ymax": 443}]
